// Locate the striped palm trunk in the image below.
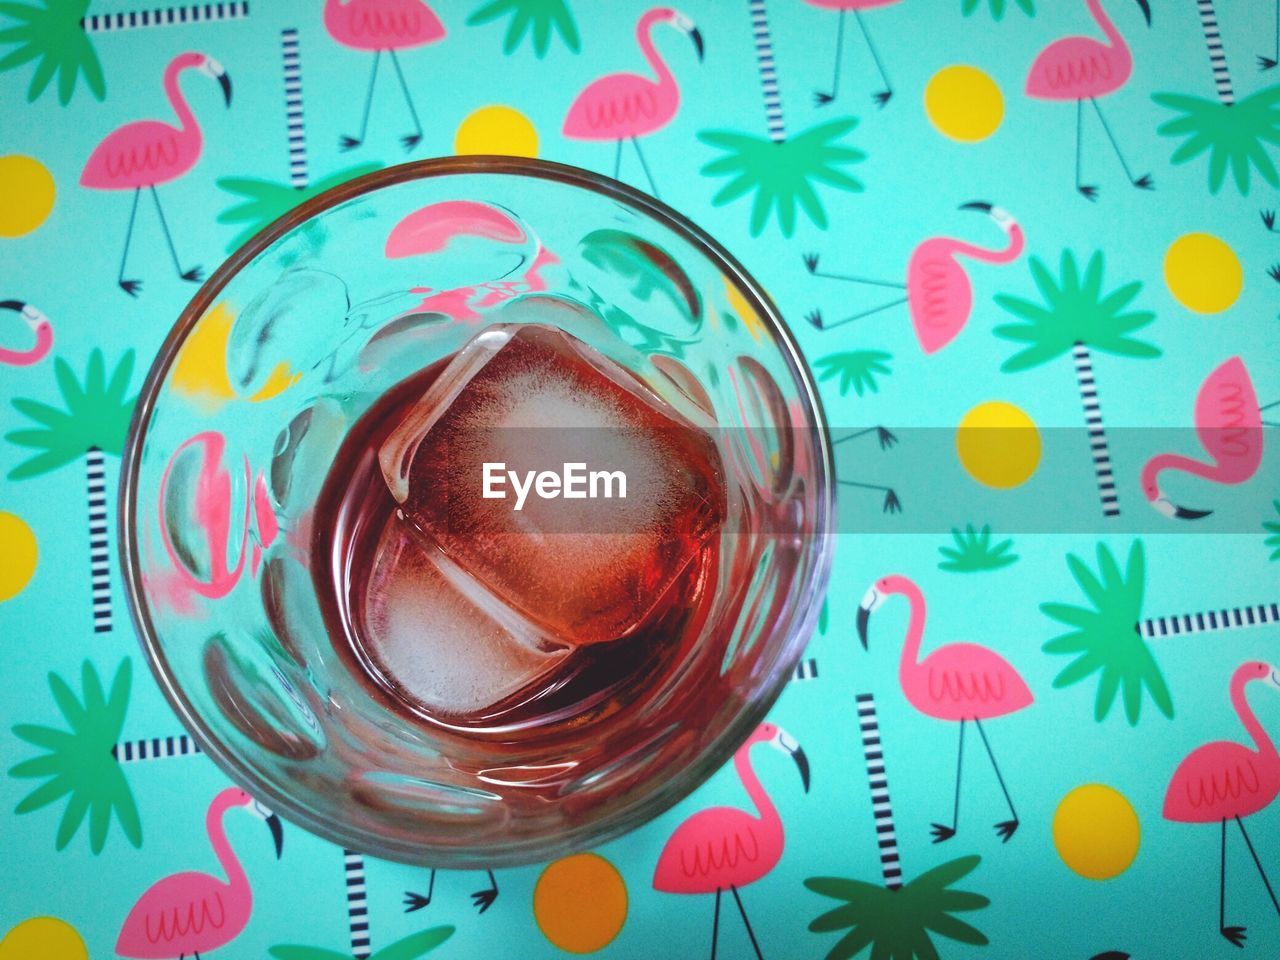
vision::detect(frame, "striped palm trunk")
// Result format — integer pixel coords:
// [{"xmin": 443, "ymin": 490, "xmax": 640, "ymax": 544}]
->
[
  {"xmin": 344, "ymin": 849, "xmax": 372, "ymax": 959},
  {"xmin": 81, "ymin": 1, "xmax": 250, "ymax": 33},
  {"xmin": 281, "ymin": 27, "xmax": 308, "ymax": 188},
  {"xmin": 749, "ymin": 0, "xmax": 786, "ymax": 143},
  {"xmin": 1138, "ymin": 602, "xmax": 1280, "ymax": 640},
  {"xmin": 1071, "ymin": 342, "xmax": 1120, "ymax": 518},
  {"xmin": 86, "ymin": 446, "xmax": 113, "ymax": 633},
  {"xmin": 794, "ymin": 657, "xmax": 818, "ymax": 681},
  {"xmin": 112, "ymin": 734, "xmax": 202, "ymax": 762},
  {"xmin": 854, "ymin": 693, "xmax": 903, "ymax": 890},
  {"xmin": 1195, "ymin": 0, "xmax": 1235, "ymax": 104}
]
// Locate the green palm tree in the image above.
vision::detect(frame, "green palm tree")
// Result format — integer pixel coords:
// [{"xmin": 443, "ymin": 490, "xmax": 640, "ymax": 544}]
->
[
  {"xmin": 699, "ymin": 0, "xmax": 865, "ymax": 237},
  {"xmin": 1265, "ymin": 499, "xmax": 1280, "ymax": 561},
  {"xmin": 806, "ymin": 857, "xmax": 991, "ymax": 960},
  {"xmin": 1152, "ymin": 1, "xmax": 1280, "ymax": 195},
  {"xmin": 938, "ymin": 525, "xmax": 1018, "ymax": 573},
  {"xmin": 9, "ymin": 659, "xmax": 141, "ymax": 853},
  {"xmin": 1042, "ymin": 540, "xmax": 1173, "ymax": 726},
  {"xmin": 814, "ymin": 350, "xmax": 893, "ymax": 397},
  {"xmin": 465, "ymin": 0, "xmax": 579, "ymax": 57},
  {"xmin": 0, "ymin": 0, "xmax": 102, "ymax": 104},
  {"xmin": 806, "ymin": 694, "xmax": 990, "ymax": 959},
  {"xmin": 218, "ymin": 163, "xmax": 381, "ymax": 254},
  {"xmin": 7, "ymin": 349, "xmax": 137, "ymax": 633},
  {"xmin": 270, "ymin": 926, "xmax": 453, "ymax": 960},
  {"xmin": 962, "ymin": 0, "xmax": 1034, "ymax": 19},
  {"xmin": 994, "ymin": 250, "xmax": 1159, "ymax": 518}
]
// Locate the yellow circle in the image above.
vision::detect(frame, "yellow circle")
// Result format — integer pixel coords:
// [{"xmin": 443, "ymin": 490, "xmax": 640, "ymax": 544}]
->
[
  {"xmin": 534, "ymin": 853, "xmax": 627, "ymax": 953},
  {"xmin": 1053, "ymin": 783, "xmax": 1141, "ymax": 880},
  {"xmin": 0, "ymin": 917, "xmax": 87, "ymax": 960},
  {"xmin": 924, "ymin": 66, "xmax": 1004, "ymax": 142},
  {"xmin": 454, "ymin": 105, "xmax": 539, "ymax": 158},
  {"xmin": 1163, "ymin": 232, "xmax": 1243, "ymax": 314},
  {"xmin": 0, "ymin": 512, "xmax": 37, "ymax": 602},
  {"xmin": 956, "ymin": 401, "xmax": 1041, "ymax": 489},
  {"xmin": 0, "ymin": 155, "xmax": 56, "ymax": 237}
]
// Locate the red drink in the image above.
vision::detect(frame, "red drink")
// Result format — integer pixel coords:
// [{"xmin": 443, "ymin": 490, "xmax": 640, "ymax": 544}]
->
[{"xmin": 312, "ymin": 324, "xmax": 727, "ymax": 739}]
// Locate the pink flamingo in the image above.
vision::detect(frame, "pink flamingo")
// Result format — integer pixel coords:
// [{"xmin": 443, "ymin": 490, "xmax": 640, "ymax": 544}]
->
[
  {"xmin": 117, "ymin": 787, "xmax": 283, "ymax": 959},
  {"xmin": 804, "ymin": 201, "xmax": 1024, "ymax": 353},
  {"xmin": 81, "ymin": 52, "xmax": 231, "ymax": 297},
  {"xmin": 323, "ymin": 0, "xmax": 444, "ymax": 152},
  {"xmin": 802, "ymin": 0, "xmax": 900, "ymax": 107},
  {"xmin": 562, "ymin": 7, "xmax": 704, "ymax": 198},
  {"xmin": 1025, "ymin": 0, "xmax": 1153, "ymax": 199},
  {"xmin": 0, "ymin": 300, "xmax": 52, "ymax": 366},
  {"xmin": 858, "ymin": 575, "xmax": 1033, "ymax": 843},
  {"xmin": 1143, "ymin": 356, "xmax": 1278, "ymax": 520},
  {"xmin": 653, "ymin": 722, "xmax": 809, "ymax": 959},
  {"xmin": 1164, "ymin": 661, "xmax": 1280, "ymax": 947}
]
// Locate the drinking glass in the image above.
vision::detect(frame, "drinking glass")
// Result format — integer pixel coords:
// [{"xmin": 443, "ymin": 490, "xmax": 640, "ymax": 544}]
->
[{"xmin": 121, "ymin": 158, "xmax": 834, "ymax": 865}]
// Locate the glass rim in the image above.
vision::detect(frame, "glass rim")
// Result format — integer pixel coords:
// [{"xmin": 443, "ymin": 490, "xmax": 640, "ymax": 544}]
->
[{"xmin": 118, "ymin": 155, "xmax": 837, "ymax": 864}]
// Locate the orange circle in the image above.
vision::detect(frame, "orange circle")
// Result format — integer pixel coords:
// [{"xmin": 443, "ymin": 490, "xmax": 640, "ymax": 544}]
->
[{"xmin": 534, "ymin": 853, "xmax": 627, "ymax": 953}]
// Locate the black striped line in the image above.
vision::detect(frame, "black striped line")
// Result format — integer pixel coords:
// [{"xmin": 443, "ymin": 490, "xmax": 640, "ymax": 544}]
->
[
  {"xmin": 855, "ymin": 693, "xmax": 902, "ymax": 890},
  {"xmin": 794, "ymin": 658, "xmax": 818, "ymax": 680},
  {"xmin": 281, "ymin": 28, "xmax": 308, "ymax": 188},
  {"xmin": 1195, "ymin": 0, "xmax": 1235, "ymax": 105},
  {"xmin": 86, "ymin": 446, "xmax": 112, "ymax": 634},
  {"xmin": 1140, "ymin": 603, "xmax": 1280, "ymax": 640},
  {"xmin": 1072, "ymin": 342, "xmax": 1120, "ymax": 518},
  {"xmin": 748, "ymin": 0, "xmax": 786, "ymax": 143},
  {"xmin": 81, "ymin": 1, "xmax": 250, "ymax": 33},
  {"xmin": 112, "ymin": 735, "xmax": 202, "ymax": 762},
  {"xmin": 344, "ymin": 849, "xmax": 371, "ymax": 959}
]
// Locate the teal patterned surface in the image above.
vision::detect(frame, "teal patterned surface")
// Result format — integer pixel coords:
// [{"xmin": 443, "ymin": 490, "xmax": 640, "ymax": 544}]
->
[{"xmin": 2, "ymin": 1, "xmax": 1280, "ymax": 958}]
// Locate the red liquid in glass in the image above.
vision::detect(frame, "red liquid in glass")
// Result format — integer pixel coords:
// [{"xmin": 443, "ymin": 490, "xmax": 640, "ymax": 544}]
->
[{"xmin": 312, "ymin": 324, "xmax": 727, "ymax": 739}]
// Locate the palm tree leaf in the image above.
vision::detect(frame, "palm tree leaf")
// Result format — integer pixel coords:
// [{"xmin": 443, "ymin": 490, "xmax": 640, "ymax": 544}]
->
[
  {"xmin": 1095, "ymin": 667, "xmax": 1121, "ymax": 721},
  {"xmin": 370, "ymin": 925, "xmax": 454, "ymax": 960},
  {"xmin": 826, "ymin": 925, "xmax": 876, "ymax": 960},
  {"xmin": 466, "ymin": 0, "xmax": 513, "ymax": 26},
  {"xmin": 14, "ymin": 775, "xmax": 74, "ymax": 813},
  {"xmin": 269, "ymin": 947, "xmax": 355, "ymax": 960},
  {"xmin": 1066, "ymin": 552, "xmax": 1108, "ymax": 611},
  {"xmin": 937, "ymin": 889, "xmax": 992, "ymax": 912},
  {"xmin": 806, "ymin": 876, "xmax": 884, "ymax": 901},
  {"xmin": 112, "ymin": 772, "xmax": 143, "ymax": 847},
  {"xmin": 1041, "ymin": 602, "xmax": 1094, "ymax": 628},
  {"xmin": 1053, "ymin": 654, "xmax": 1101, "ymax": 688},
  {"xmin": 912, "ymin": 854, "xmax": 981, "ymax": 890},
  {"xmin": 1146, "ymin": 660, "xmax": 1175, "ymax": 719},
  {"xmin": 923, "ymin": 913, "xmax": 989, "ymax": 946},
  {"xmin": 25, "ymin": 44, "xmax": 56, "ymax": 99},
  {"xmin": 8, "ymin": 753, "xmax": 65, "ymax": 779},
  {"xmin": 54, "ymin": 786, "xmax": 91, "ymax": 850},
  {"xmin": 47, "ymin": 671, "xmax": 87, "ymax": 730},
  {"xmin": 89, "ymin": 789, "xmax": 112, "ymax": 853},
  {"xmin": 1095, "ymin": 542, "xmax": 1122, "ymax": 590},
  {"xmin": 7, "ymin": 448, "xmax": 77, "ymax": 479},
  {"xmin": 10, "ymin": 723, "xmax": 74, "ymax": 752},
  {"xmin": 81, "ymin": 659, "xmax": 107, "ymax": 718},
  {"xmin": 0, "ymin": 2, "xmax": 43, "ymax": 21},
  {"xmin": 810, "ymin": 902, "xmax": 864, "ymax": 932},
  {"xmin": 5, "ymin": 428, "xmax": 60, "ymax": 449},
  {"xmin": 1043, "ymin": 630, "xmax": 1090, "ymax": 655}
]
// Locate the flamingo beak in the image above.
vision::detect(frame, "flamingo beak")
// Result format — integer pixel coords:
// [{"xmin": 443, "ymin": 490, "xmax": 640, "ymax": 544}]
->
[
  {"xmin": 1173, "ymin": 504, "xmax": 1213, "ymax": 520},
  {"xmin": 0, "ymin": 299, "xmax": 25, "ymax": 313},
  {"xmin": 689, "ymin": 26, "xmax": 704, "ymax": 62},
  {"xmin": 1135, "ymin": 0, "xmax": 1151, "ymax": 26},
  {"xmin": 775, "ymin": 730, "xmax": 810, "ymax": 793},
  {"xmin": 856, "ymin": 586, "xmax": 880, "ymax": 649},
  {"xmin": 218, "ymin": 71, "xmax": 233, "ymax": 107},
  {"xmin": 266, "ymin": 812, "xmax": 284, "ymax": 858},
  {"xmin": 959, "ymin": 201, "xmax": 993, "ymax": 213},
  {"xmin": 1268, "ymin": 667, "xmax": 1280, "ymax": 691}
]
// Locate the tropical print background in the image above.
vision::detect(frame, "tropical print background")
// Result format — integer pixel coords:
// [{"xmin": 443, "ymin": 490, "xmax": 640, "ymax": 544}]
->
[{"xmin": 2, "ymin": 1, "xmax": 1280, "ymax": 958}]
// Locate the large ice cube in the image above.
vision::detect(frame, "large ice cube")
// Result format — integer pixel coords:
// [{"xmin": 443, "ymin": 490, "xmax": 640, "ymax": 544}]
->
[
  {"xmin": 378, "ymin": 322, "xmax": 725, "ymax": 647},
  {"xmin": 363, "ymin": 516, "xmax": 567, "ymax": 715}
]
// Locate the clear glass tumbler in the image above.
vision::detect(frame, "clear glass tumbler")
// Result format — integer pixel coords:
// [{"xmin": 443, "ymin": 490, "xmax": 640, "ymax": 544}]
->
[{"xmin": 121, "ymin": 158, "xmax": 834, "ymax": 865}]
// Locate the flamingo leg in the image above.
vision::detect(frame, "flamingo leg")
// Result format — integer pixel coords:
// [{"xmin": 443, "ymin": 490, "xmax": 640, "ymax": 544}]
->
[
  {"xmin": 1089, "ymin": 98, "xmax": 1153, "ymax": 190},
  {"xmin": 832, "ymin": 426, "xmax": 897, "ymax": 450},
  {"xmin": 814, "ymin": 9, "xmax": 845, "ymax": 106},
  {"xmin": 806, "ymin": 296, "xmax": 907, "ymax": 331},
  {"xmin": 836, "ymin": 480, "xmax": 901, "ymax": 514},
  {"xmin": 710, "ymin": 887, "xmax": 721, "ymax": 960},
  {"xmin": 931, "ymin": 719, "xmax": 965, "ymax": 843},
  {"xmin": 613, "ymin": 138, "xmax": 623, "ymax": 180},
  {"xmin": 341, "ymin": 50, "xmax": 381, "ymax": 151},
  {"xmin": 973, "ymin": 719, "xmax": 1019, "ymax": 841},
  {"xmin": 470, "ymin": 869, "xmax": 499, "ymax": 914},
  {"xmin": 729, "ymin": 886, "xmax": 764, "ymax": 960},
  {"xmin": 853, "ymin": 11, "xmax": 892, "ymax": 107},
  {"xmin": 1219, "ymin": 817, "xmax": 1247, "ymax": 946},
  {"xmin": 1261, "ymin": 0, "xmax": 1279, "ymax": 70},
  {"xmin": 149, "ymin": 186, "xmax": 201, "ymax": 283},
  {"xmin": 1075, "ymin": 100, "xmax": 1097, "ymax": 201},
  {"xmin": 1259, "ymin": 400, "xmax": 1280, "ymax": 427},
  {"xmin": 630, "ymin": 137, "xmax": 659, "ymax": 198},
  {"xmin": 1236, "ymin": 815, "xmax": 1280, "ymax": 917},
  {"xmin": 387, "ymin": 50, "xmax": 424, "ymax": 151},
  {"xmin": 118, "ymin": 187, "xmax": 142, "ymax": 297},
  {"xmin": 802, "ymin": 252, "xmax": 905, "ymax": 289},
  {"xmin": 403, "ymin": 866, "xmax": 436, "ymax": 912}
]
